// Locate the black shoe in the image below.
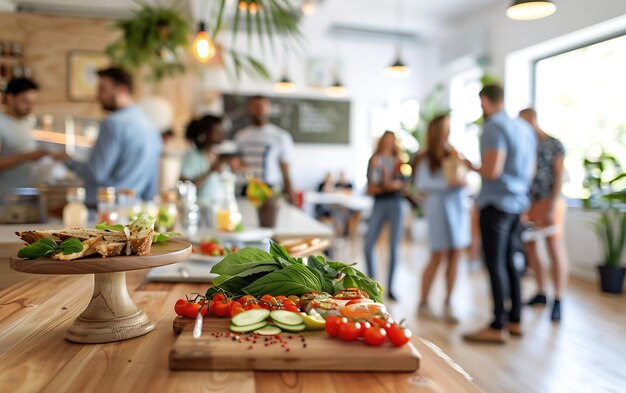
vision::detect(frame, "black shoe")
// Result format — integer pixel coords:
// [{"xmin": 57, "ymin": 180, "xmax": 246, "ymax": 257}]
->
[
  {"xmin": 551, "ymin": 299, "xmax": 561, "ymax": 321},
  {"xmin": 526, "ymin": 293, "xmax": 547, "ymax": 306}
]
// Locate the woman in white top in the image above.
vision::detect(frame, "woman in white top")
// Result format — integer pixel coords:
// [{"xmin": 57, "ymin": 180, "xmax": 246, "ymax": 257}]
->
[{"xmin": 413, "ymin": 114, "xmax": 471, "ymax": 323}]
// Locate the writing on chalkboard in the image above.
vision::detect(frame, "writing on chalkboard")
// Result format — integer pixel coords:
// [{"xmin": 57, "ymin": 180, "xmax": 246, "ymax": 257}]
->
[{"xmin": 224, "ymin": 94, "xmax": 350, "ymax": 144}]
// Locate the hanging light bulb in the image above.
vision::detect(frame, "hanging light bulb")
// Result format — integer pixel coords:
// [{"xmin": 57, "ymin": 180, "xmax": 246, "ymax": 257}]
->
[
  {"xmin": 302, "ymin": 0, "xmax": 315, "ymax": 16},
  {"xmin": 384, "ymin": 49, "xmax": 411, "ymax": 78},
  {"xmin": 238, "ymin": 0, "xmax": 261, "ymax": 14},
  {"xmin": 193, "ymin": 22, "xmax": 216, "ymax": 63},
  {"xmin": 506, "ymin": 0, "xmax": 556, "ymax": 20},
  {"xmin": 274, "ymin": 75, "xmax": 296, "ymax": 93},
  {"xmin": 326, "ymin": 79, "xmax": 348, "ymax": 98}
]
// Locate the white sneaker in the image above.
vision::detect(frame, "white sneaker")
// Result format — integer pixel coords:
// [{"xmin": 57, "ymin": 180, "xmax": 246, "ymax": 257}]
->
[
  {"xmin": 417, "ymin": 304, "xmax": 439, "ymax": 321},
  {"xmin": 444, "ymin": 304, "xmax": 459, "ymax": 324}
]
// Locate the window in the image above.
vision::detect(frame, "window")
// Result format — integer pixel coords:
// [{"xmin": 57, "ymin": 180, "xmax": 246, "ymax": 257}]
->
[{"xmin": 534, "ymin": 34, "xmax": 626, "ymax": 199}]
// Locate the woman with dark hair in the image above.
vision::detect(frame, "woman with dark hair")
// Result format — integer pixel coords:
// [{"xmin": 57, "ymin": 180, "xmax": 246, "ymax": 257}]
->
[
  {"xmin": 179, "ymin": 115, "xmax": 225, "ymax": 200},
  {"xmin": 364, "ymin": 131, "xmax": 408, "ymax": 301},
  {"xmin": 413, "ymin": 114, "xmax": 470, "ymax": 323}
]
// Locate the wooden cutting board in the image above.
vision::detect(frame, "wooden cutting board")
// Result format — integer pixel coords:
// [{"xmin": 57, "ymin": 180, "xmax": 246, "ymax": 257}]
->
[{"xmin": 169, "ymin": 316, "xmax": 421, "ymax": 372}]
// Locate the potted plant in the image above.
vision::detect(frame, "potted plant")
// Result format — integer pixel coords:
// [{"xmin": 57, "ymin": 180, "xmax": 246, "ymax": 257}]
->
[
  {"xmin": 593, "ymin": 207, "xmax": 626, "ymax": 294},
  {"xmin": 246, "ymin": 179, "xmax": 279, "ymax": 228}
]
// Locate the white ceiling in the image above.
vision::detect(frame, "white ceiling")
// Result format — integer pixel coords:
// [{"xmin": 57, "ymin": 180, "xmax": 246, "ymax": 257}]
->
[{"xmin": 7, "ymin": 0, "xmax": 502, "ymax": 37}]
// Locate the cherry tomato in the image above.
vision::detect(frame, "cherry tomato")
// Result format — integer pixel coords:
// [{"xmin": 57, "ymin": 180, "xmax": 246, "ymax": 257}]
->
[
  {"xmin": 275, "ymin": 295, "xmax": 288, "ymax": 302},
  {"xmin": 282, "ymin": 299, "xmax": 296, "ymax": 308},
  {"xmin": 174, "ymin": 299, "xmax": 187, "ymax": 317},
  {"xmin": 284, "ymin": 306, "xmax": 300, "ymax": 313},
  {"xmin": 371, "ymin": 316, "xmax": 394, "ymax": 331},
  {"xmin": 363, "ymin": 327, "xmax": 387, "ymax": 346},
  {"xmin": 287, "ymin": 295, "xmax": 301, "ymax": 309},
  {"xmin": 244, "ymin": 303, "xmax": 261, "ymax": 310},
  {"xmin": 184, "ymin": 302, "xmax": 201, "ymax": 318},
  {"xmin": 230, "ymin": 306, "xmax": 245, "ymax": 317},
  {"xmin": 387, "ymin": 325, "xmax": 412, "ymax": 346},
  {"xmin": 199, "ymin": 301, "xmax": 208, "ymax": 316},
  {"xmin": 339, "ymin": 321, "xmax": 362, "ymax": 341},
  {"xmin": 212, "ymin": 293, "xmax": 225, "ymax": 302},
  {"xmin": 359, "ymin": 321, "xmax": 372, "ymax": 336},
  {"xmin": 237, "ymin": 295, "xmax": 255, "ymax": 305},
  {"xmin": 213, "ymin": 299, "xmax": 232, "ymax": 317},
  {"xmin": 325, "ymin": 316, "xmax": 347, "ymax": 337}
]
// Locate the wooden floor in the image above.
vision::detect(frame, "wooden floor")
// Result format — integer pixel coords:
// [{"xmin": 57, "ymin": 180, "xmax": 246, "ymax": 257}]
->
[{"xmin": 333, "ymin": 235, "xmax": 626, "ymax": 393}]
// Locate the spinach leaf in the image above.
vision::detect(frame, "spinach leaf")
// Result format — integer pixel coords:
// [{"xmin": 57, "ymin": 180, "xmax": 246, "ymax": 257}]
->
[
  {"xmin": 95, "ymin": 222, "xmax": 125, "ymax": 232},
  {"xmin": 308, "ymin": 255, "xmax": 340, "ymax": 279},
  {"xmin": 17, "ymin": 237, "xmax": 83, "ymax": 259},
  {"xmin": 212, "ymin": 272, "xmax": 269, "ymax": 297},
  {"xmin": 242, "ymin": 264, "xmax": 322, "ymax": 296},
  {"xmin": 336, "ymin": 270, "xmax": 384, "ymax": 303},
  {"xmin": 306, "ymin": 265, "xmax": 334, "ymax": 293},
  {"xmin": 210, "ymin": 248, "xmax": 277, "ymax": 276},
  {"xmin": 269, "ymin": 241, "xmax": 303, "ymax": 265},
  {"xmin": 152, "ymin": 232, "xmax": 181, "ymax": 243}
]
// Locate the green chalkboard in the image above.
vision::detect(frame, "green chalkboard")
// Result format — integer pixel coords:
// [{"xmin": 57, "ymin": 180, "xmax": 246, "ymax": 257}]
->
[{"xmin": 223, "ymin": 94, "xmax": 350, "ymax": 144}]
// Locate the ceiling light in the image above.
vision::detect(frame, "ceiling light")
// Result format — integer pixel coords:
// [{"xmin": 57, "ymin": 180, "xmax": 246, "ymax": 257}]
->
[
  {"xmin": 384, "ymin": 51, "xmax": 411, "ymax": 78},
  {"xmin": 302, "ymin": 0, "xmax": 315, "ymax": 16},
  {"xmin": 507, "ymin": 0, "xmax": 556, "ymax": 21},
  {"xmin": 273, "ymin": 75, "xmax": 296, "ymax": 93},
  {"xmin": 192, "ymin": 22, "xmax": 215, "ymax": 63},
  {"xmin": 326, "ymin": 79, "xmax": 348, "ymax": 98}
]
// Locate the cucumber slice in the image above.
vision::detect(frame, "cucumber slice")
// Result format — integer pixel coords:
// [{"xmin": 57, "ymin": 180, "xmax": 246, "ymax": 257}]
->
[
  {"xmin": 253, "ymin": 325, "xmax": 282, "ymax": 336},
  {"xmin": 230, "ymin": 321, "xmax": 267, "ymax": 333},
  {"xmin": 231, "ymin": 309, "xmax": 270, "ymax": 327},
  {"xmin": 273, "ymin": 321, "xmax": 306, "ymax": 332},
  {"xmin": 270, "ymin": 310, "xmax": 304, "ymax": 326}
]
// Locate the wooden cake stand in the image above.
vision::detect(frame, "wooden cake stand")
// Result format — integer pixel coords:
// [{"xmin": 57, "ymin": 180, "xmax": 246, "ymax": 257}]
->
[{"xmin": 10, "ymin": 239, "xmax": 192, "ymax": 344}]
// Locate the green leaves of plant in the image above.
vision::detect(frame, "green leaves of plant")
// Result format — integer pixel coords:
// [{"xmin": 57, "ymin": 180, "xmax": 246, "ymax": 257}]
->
[
  {"xmin": 17, "ymin": 238, "xmax": 83, "ymax": 259},
  {"xmin": 242, "ymin": 264, "xmax": 322, "ymax": 296},
  {"xmin": 152, "ymin": 232, "xmax": 181, "ymax": 244},
  {"xmin": 95, "ymin": 222, "xmax": 125, "ymax": 232}
]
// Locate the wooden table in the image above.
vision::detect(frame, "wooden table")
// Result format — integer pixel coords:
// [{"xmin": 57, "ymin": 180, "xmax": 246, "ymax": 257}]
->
[{"xmin": 0, "ymin": 243, "xmax": 482, "ymax": 393}]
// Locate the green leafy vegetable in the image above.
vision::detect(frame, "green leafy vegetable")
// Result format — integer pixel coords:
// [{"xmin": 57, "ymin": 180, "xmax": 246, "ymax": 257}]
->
[
  {"xmin": 17, "ymin": 237, "xmax": 84, "ymax": 259},
  {"xmin": 95, "ymin": 222, "xmax": 125, "ymax": 232},
  {"xmin": 211, "ymin": 248, "xmax": 278, "ymax": 276},
  {"xmin": 152, "ymin": 232, "xmax": 181, "ymax": 244},
  {"xmin": 269, "ymin": 241, "xmax": 303, "ymax": 265},
  {"xmin": 242, "ymin": 264, "xmax": 322, "ymax": 297}
]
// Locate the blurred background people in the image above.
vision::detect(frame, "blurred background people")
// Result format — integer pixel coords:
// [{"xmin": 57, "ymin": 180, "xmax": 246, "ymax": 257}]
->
[
  {"xmin": 463, "ymin": 85, "xmax": 536, "ymax": 344},
  {"xmin": 57, "ymin": 67, "xmax": 162, "ymax": 206},
  {"xmin": 180, "ymin": 115, "xmax": 226, "ymax": 202},
  {"xmin": 519, "ymin": 107, "xmax": 569, "ymax": 321},
  {"xmin": 413, "ymin": 114, "xmax": 470, "ymax": 323},
  {"xmin": 0, "ymin": 77, "xmax": 48, "ymax": 191},
  {"xmin": 235, "ymin": 95, "xmax": 295, "ymax": 203},
  {"xmin": 364, "ymin": 131, "xmax": 408, "ymax": 301}
]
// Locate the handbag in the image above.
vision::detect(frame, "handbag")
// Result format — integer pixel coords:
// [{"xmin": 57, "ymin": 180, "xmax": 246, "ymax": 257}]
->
[{"xmin": 442, "ymin": 155, "xmax": 468, "ymax": 186}]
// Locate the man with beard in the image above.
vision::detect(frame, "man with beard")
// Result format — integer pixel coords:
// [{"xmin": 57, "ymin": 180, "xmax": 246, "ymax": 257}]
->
[
  {"xmin": 58, "ymin": 67, "xmax": 162, "ymax": 206},
  {"xmin": 235, "ymin": 95, "xmax": 295, "ymax": 203},
  {"xmin": 0, "ymin": 78, "xmax": 49, "ymax": 191}
]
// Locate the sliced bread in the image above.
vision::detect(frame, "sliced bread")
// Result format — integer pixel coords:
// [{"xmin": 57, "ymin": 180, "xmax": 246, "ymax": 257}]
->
[{"xmin": 52, "ymin": 236, "xmax": 102, "ymax": 261}]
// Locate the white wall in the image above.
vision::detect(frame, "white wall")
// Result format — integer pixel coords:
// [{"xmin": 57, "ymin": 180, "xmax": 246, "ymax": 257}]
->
[{"xmin": 195, "ymin": 5, "xmax": 429, "ymax": 192}]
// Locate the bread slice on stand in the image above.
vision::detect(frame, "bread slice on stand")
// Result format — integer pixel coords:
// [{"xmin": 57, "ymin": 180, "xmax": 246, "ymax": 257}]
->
[{"xmin": 15, "ymin": 214, "xmax": 156, "ymax": 260}]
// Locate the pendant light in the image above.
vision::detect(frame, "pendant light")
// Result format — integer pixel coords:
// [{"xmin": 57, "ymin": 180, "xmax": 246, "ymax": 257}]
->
[
  {"xmin": 192, "ymin": 22, "xmax": 216, "ymax": 63},
  {"xmin": 384, "ymin": 49, "xmax": 411, "ymax": 78},
  {"xmin": 506, "ymin": 0, "xmax": 556, "ymax": 20},
  {"xmin": 238, "ymin": 0, "xmax": 261, "ymax": 15},
  {"xmin": 384, "ymin": 0, "xmax": 410, "ymax": 78},
  {"xmin": 326, "ymin": 78, "xmax": 348, "ymax": 98}
]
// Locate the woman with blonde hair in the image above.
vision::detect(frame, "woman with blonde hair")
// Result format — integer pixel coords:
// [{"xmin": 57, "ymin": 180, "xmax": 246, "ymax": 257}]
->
[
  {"xmin": 413, "ymin": 114, "xmax": 470, "ymax": 323},
  {"xmin": 364, "ymin": 131, "xmax": 408, "ymax": 301}
]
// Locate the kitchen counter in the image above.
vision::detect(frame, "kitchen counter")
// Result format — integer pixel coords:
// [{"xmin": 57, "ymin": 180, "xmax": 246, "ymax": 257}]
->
[{"xmin": 0, "ymin": 242, "xmax": 482, "ymax": 393}]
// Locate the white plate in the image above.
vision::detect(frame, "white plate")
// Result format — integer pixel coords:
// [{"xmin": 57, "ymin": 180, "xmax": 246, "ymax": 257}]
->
[
  {"xmin": 187, "ymin": 253, "xmax": 224, "ymax": 264},
  {"xmin": 187, "ymin": 228, "xmax": 274, "ymax": 243}
]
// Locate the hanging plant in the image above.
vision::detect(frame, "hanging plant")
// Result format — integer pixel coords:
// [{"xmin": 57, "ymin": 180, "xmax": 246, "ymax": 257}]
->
[
  {"xmin": 106, "ymin": 1, "xmax": 302, "ymax": 82},
  {"xmin": 106, "ymin": 4, "xmax": 190, "ymax": 81}
]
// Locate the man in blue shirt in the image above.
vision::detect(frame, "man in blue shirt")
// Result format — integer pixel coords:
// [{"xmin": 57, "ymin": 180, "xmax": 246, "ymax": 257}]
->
[
  {"xmin": 463, "ymin": 84, "xmax": 536, "ymax": 344},
  {"xmin": 58, "ymin": 68, "xmax": 162, "ymax": 206}
]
